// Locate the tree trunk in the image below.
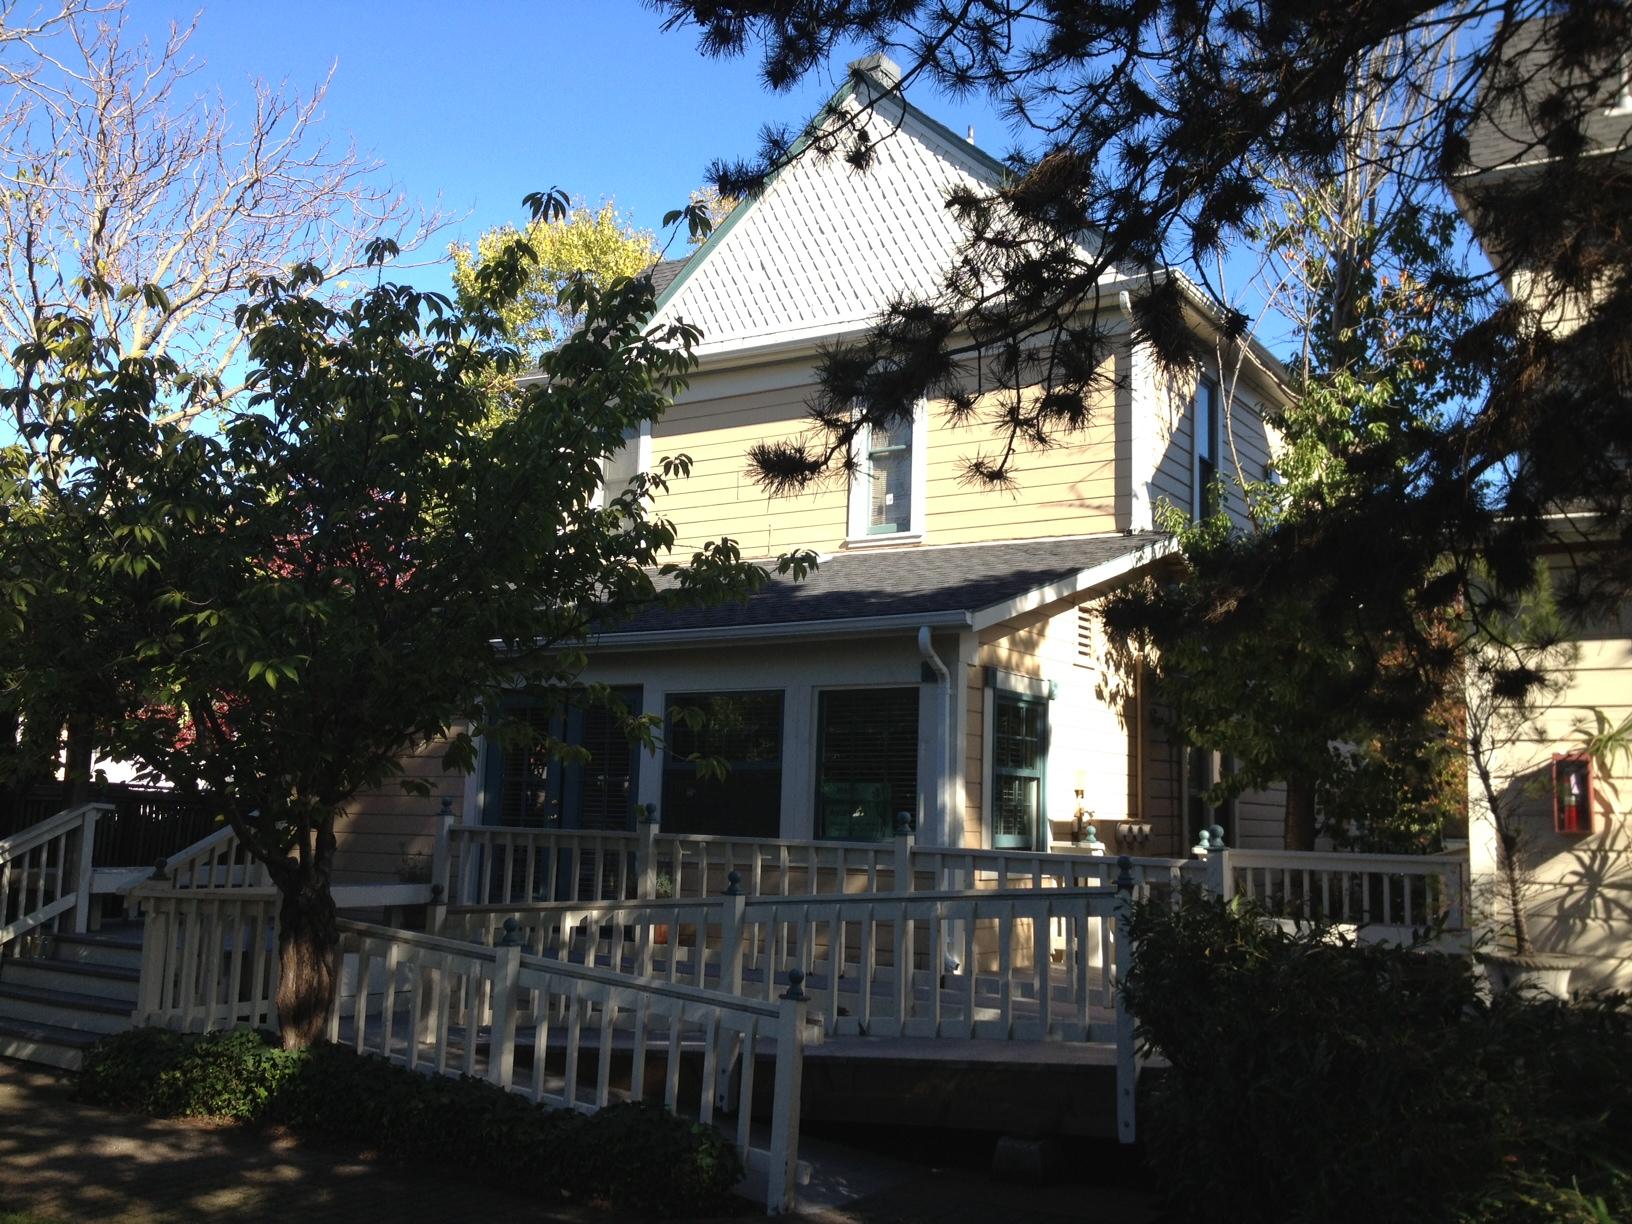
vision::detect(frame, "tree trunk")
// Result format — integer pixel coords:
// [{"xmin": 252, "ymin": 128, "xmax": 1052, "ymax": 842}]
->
[
  {"xmin": 1283, "ymin": 776, "xmax": 1318, "ymax": 851},
  {"xmin": 1498, "ymin": 832, "xmax": 1532, "ymax": 955},
  {"xmin": 274, "ymin": 877, "xmax": 339, "ymax": 1050},
  {"xmin": 63, "ymin": 713, "xmax": 93, "ymax": 805}
]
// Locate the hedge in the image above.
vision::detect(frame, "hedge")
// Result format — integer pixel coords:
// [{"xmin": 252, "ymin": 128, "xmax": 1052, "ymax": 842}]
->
[
  {"xmin": 1124, "ymin": 892, "xmax": 1632, "ymax": 1224},
  {"xmin": 78, "ymin": 1028, "xmax": 742, "ymax": 1218}
]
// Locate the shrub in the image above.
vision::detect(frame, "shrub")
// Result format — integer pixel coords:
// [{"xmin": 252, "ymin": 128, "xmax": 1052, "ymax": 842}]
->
[
  {"xmin": 78, "ymin": 1029, "xmax": 742, "ymax": 1217},
  {"xmin": 1124, "ymin": 893, "xmax": 1632, "ymax": 1224}
]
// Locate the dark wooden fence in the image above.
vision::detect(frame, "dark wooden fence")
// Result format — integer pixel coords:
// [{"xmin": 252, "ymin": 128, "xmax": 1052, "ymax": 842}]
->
[{"xmin": 0, "ymin": 783, "xmax": 221, "ymax": 868}]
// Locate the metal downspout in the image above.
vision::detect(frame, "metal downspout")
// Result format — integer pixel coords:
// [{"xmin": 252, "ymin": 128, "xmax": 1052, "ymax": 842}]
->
[
  {"xmin": 916, "ymin": 626, "xmax": 953, "ymax": 848},
  {"xmin": 918, "ymin": 626, "xmax": 962, "ymax": 973}
]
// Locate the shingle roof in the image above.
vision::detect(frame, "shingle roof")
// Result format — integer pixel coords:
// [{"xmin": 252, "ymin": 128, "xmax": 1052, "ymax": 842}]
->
[
  {"xmin": 1458, "ymin": 20, "xmax": 1632, "ymax": 176},
  {"xmin": 597, "ymin": 532, "xmax": 1167, "ymax": 641},
  {"xmin": 645, "ymin": 258, "xmax": 690, "ymax": 299},
  {"xmin": 648, "ymin": 61, "xmax": 1020, "ymax": 354}
]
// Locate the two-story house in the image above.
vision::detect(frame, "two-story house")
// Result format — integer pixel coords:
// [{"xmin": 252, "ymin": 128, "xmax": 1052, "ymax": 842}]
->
[
  {"xmin": 334, "ymin": 54, "xmax": 1288, "ymax": 881},
  {"xmin": 1451, "ymin": 23, "xmax": 1632, "ymax": 992}
]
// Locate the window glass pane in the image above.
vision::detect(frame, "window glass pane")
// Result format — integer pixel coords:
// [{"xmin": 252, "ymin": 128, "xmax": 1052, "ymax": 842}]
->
[
  {"xmin": 867, "ymin": 419, "xmax": 913, "ymax": 534},
  {"xmin": 1196, "ymin": 381, "xmax": 1216, "ymax": 463},
  {"xmin": 484, "ymin": 688, "xmax": 640, "ymax": 831},
  {"xmin": 992, "ymin": 694, "xmax": 1046, "ymax": 848},
  {"xmin": 663, "ymin": 691, "xmax": 783, "ymax": 837},
  {"xmin": 602, "ymin": 425, "xmax": 641, "ymax": 496},
  {"xmin": 816, "ymin": 688, "xmax": 918, "ymax": 841},
  {"xmin": 995, "ymin": 775, "xmax": 1038, "ymax": 844}
]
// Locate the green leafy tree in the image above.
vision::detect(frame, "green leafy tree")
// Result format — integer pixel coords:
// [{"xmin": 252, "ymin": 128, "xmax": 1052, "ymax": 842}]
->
[
  {"xmin": 1, "ymin": 196, "xmax": 807, "ymax": 1046},
  {"xmin": 449, "ymin": 201, "xmax": 659, "ymax": 360}
]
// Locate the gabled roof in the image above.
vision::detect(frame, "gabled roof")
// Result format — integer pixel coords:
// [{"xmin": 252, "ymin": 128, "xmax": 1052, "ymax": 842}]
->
[
  {"xmin": 649, "ymin": 55, "xmax": 1023, "ymax": 356},
  {"xmin": 593, "ymin": 532, "xmax": 1171, "ymax": 647}
]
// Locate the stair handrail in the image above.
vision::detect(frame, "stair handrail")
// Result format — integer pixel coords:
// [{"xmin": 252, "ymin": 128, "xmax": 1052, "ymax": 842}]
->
[
  {"xmin": 126, "ymin": 821, "xmax": 268, "ymax": 894},
  {"xmin": 0, "ymin": 801, "xmax": 111, "ymax": 954}
]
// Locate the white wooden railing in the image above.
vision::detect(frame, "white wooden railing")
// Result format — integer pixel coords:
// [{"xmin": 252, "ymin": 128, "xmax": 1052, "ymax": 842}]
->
[
  {"xmin": 129, "ymin": 886, "xmax": 810, "ymax": 1214},
  {"xmin": 149, "ymin": 824, "xmax": 270, "ymax": 890},
  {"xmin": 443, "ymin": 880, "xmax": 1140, "ymax": 1143},
  {"xmin": 1222, "ymin": 847, "xmax": 1468, "ymax": 939},
  {"xmin": 0, "ymin": 802, "xmax": 107, "ymax": 956},
  {"xmin": 444, "ymin": 821, "xmax": 1469, "ymax": 942},
  {"xmin": 133, "ymin": 888, "xmax": 281, "ymax": 1032}
]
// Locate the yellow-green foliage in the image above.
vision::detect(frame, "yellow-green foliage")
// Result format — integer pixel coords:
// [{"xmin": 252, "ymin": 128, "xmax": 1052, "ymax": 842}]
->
[{"xmin": 450, "ymin": 201, "xmax": 658, "ymax": 357}]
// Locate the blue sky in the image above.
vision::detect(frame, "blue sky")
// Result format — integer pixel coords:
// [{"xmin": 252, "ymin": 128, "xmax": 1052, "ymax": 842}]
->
[{"xmin": 124, "ymin": 1, "xmax": 1012, "ymax": 296}]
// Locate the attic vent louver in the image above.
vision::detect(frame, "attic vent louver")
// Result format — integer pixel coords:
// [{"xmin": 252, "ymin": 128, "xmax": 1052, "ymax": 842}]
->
[{"xmin": 849, "ymin": 52, "xmax": 901, "ymax": 89}]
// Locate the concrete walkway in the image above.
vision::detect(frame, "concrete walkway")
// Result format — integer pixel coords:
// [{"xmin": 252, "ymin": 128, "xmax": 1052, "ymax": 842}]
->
[{"xmin": 0, "ymin": 1059, "xmax": 1159, "ymax": 1223}]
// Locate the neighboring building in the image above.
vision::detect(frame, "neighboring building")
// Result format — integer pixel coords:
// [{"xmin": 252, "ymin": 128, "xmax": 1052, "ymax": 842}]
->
[
  {"xmin": 333, "ymin": 54, "xmax": 1287, "ymax": 880},
  {"xmin": 1456, "ymin": 27, "xmax": 1632, "ymax": 991}
]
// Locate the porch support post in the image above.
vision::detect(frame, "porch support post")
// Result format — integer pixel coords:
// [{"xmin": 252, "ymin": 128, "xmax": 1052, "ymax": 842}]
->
[
  {"xmin": 1114, "ymin": 856, "xmax": 1137, "ymax": 1144},
  {"xmin": 768, "ymin": 968, "xmax": 809, "ymax": 1215},
  {"xmin": 715, "ymin": 875, "xmax": 747, "ymax": 1114},
  {"xmin": 893, "ymin": 815, "xmax": 916, "ymax": 893},
  {"xmin": 637, "ymin": 805, "xmax": 659, "ymax": 900},
  {"xmin": 72, "ymin": 804, "xmax": 102, "ymax": 933},
  {"xmin": 429, "ymin": 797, "xmax": 455, "ymax": 907},
  {"xmin": 487, "ymin": 918, "xmax": 523, "ymax": 1090}
]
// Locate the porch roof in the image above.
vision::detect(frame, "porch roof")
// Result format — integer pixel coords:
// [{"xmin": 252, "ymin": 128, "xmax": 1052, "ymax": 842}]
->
[{"xmin": 594, "ymin": 531, "xmax": 1171, "ymax": 647}]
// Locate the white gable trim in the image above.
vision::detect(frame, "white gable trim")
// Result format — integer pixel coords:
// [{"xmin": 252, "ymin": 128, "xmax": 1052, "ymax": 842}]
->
[{"xmin": 968, "ymin": 537, "xmax": 1176, "ymax": 632}]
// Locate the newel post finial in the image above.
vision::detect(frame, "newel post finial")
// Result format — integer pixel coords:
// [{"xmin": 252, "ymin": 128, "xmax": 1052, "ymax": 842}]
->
[
  {"xmin": 783, "ymin": 967, "xmax": 807, "ymax": 1002},
  {"xmin": 1115, "ymin": 855, "xmax": 1135, "ymax": 893},
  {"xmin": 499, "ymin": 916, "xmax": 522, "ymax": 947},
  {"xmin": 724, "ymin": 869, "xmax": 742, "ymax": 897}
]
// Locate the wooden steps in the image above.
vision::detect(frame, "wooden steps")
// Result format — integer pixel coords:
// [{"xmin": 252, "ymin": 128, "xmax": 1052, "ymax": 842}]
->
[{"xmin": 0, "ymin": 924, "xmax": 143, "ymax": 1069}]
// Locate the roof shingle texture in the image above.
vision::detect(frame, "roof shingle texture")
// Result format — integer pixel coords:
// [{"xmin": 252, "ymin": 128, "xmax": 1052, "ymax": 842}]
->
[
  {"xmin": 600, "ymin": 533, "xmax": 1166, "ymax": 637},
  {"xmin": 1460, "ymin": 20, "xmax": 1632, "ymax": 174},
  {"xmin": 650, "ymin": 88, "xmax": 1003, "ymax": 350}
]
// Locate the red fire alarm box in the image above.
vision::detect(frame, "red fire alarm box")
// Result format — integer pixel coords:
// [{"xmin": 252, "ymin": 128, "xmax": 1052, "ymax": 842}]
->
[{"xmin": 1552, "ymin": 753, "xmax": 1593, "ymax": 834}]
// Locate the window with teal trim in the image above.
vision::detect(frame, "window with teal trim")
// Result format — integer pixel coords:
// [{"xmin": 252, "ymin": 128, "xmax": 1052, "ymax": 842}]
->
[{"xmin": 992, "ymin": 695, "xmax": 1047, "ymax": 849}]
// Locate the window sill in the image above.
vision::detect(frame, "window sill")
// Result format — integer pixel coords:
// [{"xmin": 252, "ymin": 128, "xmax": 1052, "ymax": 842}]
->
[{"xmin": 842, "ymin": 532, "xmax": 924, "ymax": 550}]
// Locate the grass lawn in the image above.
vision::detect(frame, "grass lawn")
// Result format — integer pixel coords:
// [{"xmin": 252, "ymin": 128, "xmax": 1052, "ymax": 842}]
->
[{"xmin": 2, "ymin": 1210, "xmax": 63, "ymax": 1224}]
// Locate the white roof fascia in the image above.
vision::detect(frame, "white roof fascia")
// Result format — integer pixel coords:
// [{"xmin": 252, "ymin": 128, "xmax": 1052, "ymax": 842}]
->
[
  {"xmin": 589, "ymin": 608, "xmax": 974, "ymax": 651},
  {"xmin": 968, "ymin": 536, "xmax": 1177, "ymax": 633}
]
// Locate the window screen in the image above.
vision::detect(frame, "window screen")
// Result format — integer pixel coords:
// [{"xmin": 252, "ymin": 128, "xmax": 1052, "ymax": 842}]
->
[
  {"xmin": 662, "ymin": 691, "xmax": 783, "ymax": 837},
  {"xmin": 816, "ymin": 687, "xmax": 919, "ymax": 841}
]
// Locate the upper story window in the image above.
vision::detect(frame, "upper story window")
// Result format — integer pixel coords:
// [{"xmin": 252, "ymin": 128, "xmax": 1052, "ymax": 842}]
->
[
  {"xmin": 594, "ymin": 421, "xmax": 649, "ymax": 510},
  {"xmin": 1192, "ymin": 377, "xmax": 1220, "ymax": 520},
  {"xmin": 847, "ymin": 401, "xmax": 927, "ymax": 543}
]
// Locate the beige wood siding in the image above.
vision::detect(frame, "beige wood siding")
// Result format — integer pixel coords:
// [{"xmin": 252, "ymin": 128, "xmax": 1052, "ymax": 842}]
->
[
  {"xmin": 654, "ymin": 367, "xmax": 847, "ymax": 558},
  {"xmin": 651, "ymin": 351, "xmax": 1126, "ymax": 560},
  {"xmin": 962, "ymin": 598, "xmax": 1150, "ymax": 850},
  {"xmin": 1469, "ymin": 616, "xmax": 1632, "ymax": 992},
  {"xmin": 332, "ymin": 735, "xmax": 470, "ymax": 883},
  {"xmin": 1144, "ymin": 358, "xmax": 1281, "ymax": 533},
  {"xmin": 922, "ymin": 351, "xmax": 1124, "ymax": 544}
]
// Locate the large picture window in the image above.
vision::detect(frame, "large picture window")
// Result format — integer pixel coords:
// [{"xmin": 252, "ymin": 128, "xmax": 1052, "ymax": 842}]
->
[
  {"xmin": 481, "ymin": 687, "xmax": 641, "ymax": 830},
  {"xmin": 992, "ymin": 694, "xmax": 1047, "ymax": 849},
  {"xmin": 662, "ymin": 691, "xmax": 784, "ymax": 837},
  {"xmin": 815, "ymin": 687, "xmax": 919, "ymax": 841}
]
